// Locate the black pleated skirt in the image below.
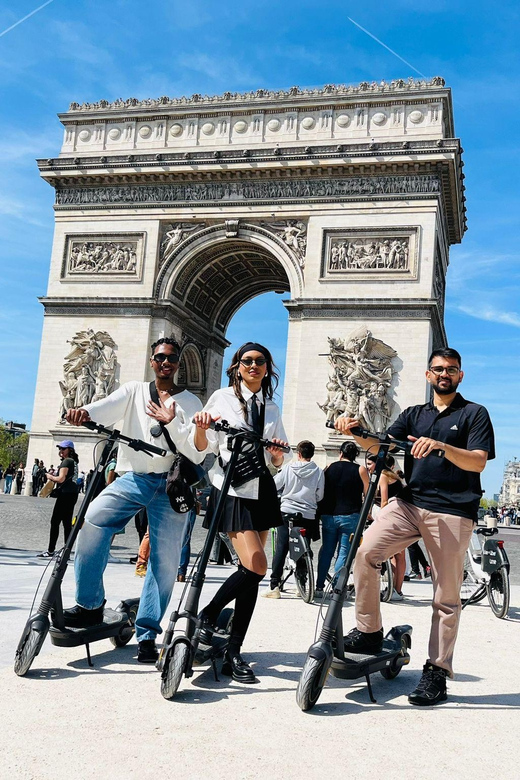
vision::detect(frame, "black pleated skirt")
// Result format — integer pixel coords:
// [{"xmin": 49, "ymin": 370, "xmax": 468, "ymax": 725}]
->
[{"xmin": 202, "ymin": 471, "xmax": 283, "ymax": 533}]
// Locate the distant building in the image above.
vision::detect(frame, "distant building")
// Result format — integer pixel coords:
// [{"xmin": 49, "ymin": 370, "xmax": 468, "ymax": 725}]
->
[
  {"xmin": 498, "ymin": 460, "xmax": 520, "ymax": 507},
  {"xmin": 1, "ymin": 421, "xmax": 28, "ymax": 439}
]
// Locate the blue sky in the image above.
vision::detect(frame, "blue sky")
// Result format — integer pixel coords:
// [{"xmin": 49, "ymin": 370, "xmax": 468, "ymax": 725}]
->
[{"xmin": 1, "ymin": 0, "xmax": 519, "ymax": 497}]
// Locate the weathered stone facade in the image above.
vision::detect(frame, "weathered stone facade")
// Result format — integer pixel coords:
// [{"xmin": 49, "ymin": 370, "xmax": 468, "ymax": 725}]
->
[{"xmin": 28, "ymin": 77, "xmax": 465, "ymax": 467}]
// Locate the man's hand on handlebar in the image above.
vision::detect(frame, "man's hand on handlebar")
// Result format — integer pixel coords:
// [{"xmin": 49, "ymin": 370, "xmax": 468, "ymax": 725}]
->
[
  {"xmin": 66, "ymin": 408, "xmax": 91, "ymax": 426},
  {"xmin": 334, "ymin": 416, "xmax": 362, "ymax": 435},
  {"xmin": 407, "ymin": 435, "xmax": 444, "ymax": 459}
]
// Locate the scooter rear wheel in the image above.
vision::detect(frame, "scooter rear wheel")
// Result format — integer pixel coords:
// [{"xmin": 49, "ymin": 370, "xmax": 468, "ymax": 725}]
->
[
  {"xmin": 296, "ymin": 655, "xmax": 329, "ymax": 712},
  {"xmin": 295, "ymin": 554, "xmax": 315, "ymax": 604},
  {"xmin": 380, "ymin": 635, "xmax": 409, "ymax": 680},
  {"xmin": 487, "ymin": 568, "xmax": 510, "ymax": 619},
  {"xmin": 161, "ymin": 640, "xmax": 190, "ymax": 700},
  {"xmin": 110, "ymin": 602, "xmax": 139, "ymax": 647},
  {"xmin": 14, "ymin": 623, "xmax": 48, "ymax": 677}
]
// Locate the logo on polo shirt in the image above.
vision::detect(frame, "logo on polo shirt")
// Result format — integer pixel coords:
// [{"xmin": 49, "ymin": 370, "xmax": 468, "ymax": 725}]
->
[{"xmin": 450, "ymin": 425, "xmax": 458, "ymax": 430}]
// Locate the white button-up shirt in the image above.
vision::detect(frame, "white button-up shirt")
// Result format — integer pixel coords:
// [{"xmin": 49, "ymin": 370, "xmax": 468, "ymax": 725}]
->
[
  {"xmin": 193, "ymin": 384, "xmax": 291, "ymax": 499},
  {"xmin": 83, "ymin": 381, "xmax": 204, "ymax": 474}
]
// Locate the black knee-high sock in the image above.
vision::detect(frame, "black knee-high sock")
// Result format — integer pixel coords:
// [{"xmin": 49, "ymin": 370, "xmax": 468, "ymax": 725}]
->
[
  {"xmin": 204, "ymin": 565, "xmax": 264, "ymax": 629},
  {"xmin": 228, "ymin": 578, "xmax": 262, "ymax": 653}
]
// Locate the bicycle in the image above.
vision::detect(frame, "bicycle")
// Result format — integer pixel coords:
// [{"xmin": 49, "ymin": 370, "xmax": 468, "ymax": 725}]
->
[
  {"xmin": 461, "ymin": 526, "xmax": 510, "ymax": 619},
  {"xmin": 272, "ymin": 522, "xmax": 315, "ymax": 603}
]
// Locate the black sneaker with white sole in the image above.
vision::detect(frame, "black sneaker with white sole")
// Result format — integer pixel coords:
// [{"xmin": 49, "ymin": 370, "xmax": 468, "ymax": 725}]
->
[
  {"xmin": 137, "ymin": 640, "xmax": 159, "ymax": 664},
  {"xmin": 408, "ymin": 662, "xmax": 448, "ymax": 706},
  {"xmin": 343, "ymin": 627, "xmax": 384, "ymax": 654}
]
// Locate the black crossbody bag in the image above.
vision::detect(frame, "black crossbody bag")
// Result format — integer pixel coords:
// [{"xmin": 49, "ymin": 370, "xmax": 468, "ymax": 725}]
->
[{"xmin": 149, "ymin": 382, "xmax": 205, "ymax": 513}]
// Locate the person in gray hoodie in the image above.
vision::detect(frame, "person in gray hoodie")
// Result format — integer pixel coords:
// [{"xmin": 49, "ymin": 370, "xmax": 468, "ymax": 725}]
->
[{"xmin": 263, "ymin": 440, "xmax": 325, "ymax": 598}]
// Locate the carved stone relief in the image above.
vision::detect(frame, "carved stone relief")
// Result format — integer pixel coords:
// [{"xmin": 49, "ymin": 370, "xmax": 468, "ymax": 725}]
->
[
  {"xmin": 159, "ymin": 222, "xmax": 207, "ymax": 266},
  {"xmin": 321, "ymin": 227, "xmax": 419, "ymax": 280},
  {"xmin": 58, "ymin": 329, "xmax": 117, "ymax": 421},
  {"xmin": 55, "ymin": 174, "xmax": 440, "ymax": 207},
  {"xmin": 63, "ymin": 234, "xmax": 144, "ymax": 278},
  {"xmin": 260, "ymin": 220, "xmax": 307, "ymax": 267},
  {"xmin": 318, "ymin": 327, "xmax": 398, "ymax": 432}
]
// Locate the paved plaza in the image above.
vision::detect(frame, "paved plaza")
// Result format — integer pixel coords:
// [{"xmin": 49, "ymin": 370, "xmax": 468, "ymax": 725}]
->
[{"xmin": 1, "ymin": 495, "xmax": 520, "ymax": 779}]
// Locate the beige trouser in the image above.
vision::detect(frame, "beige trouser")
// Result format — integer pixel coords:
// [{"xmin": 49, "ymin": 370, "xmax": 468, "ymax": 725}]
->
[{"xmin": 354, "ymin": 498, "xmax": 474, "ymax": 677}]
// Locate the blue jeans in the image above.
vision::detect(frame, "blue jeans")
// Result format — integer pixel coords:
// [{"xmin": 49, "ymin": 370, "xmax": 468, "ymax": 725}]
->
[
  {"xmin": 75, "ymin": 471, "xmax": 187, "ymax": 641},
  {"xmin": 178, "ymin": 508, "xmax": 197, "ymax": 576},
  {"xmin": 4, "ymin": 475, "xmax": 13, "ymax": 494},
  {"xmin": 316, "ymin": 513, "xmax": 360, "ymax": 589}
]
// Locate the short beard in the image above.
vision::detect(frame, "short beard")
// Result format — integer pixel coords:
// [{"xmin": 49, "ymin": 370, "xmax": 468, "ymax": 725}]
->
[{"xmin": 435, "ymin": 380, "xmax": 458, "ymax": 395}]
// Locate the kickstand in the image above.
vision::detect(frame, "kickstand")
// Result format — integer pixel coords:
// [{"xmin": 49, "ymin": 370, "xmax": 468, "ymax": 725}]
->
[
  {"xmin": 210, "ymin": 656, "xmax": 220, "ymax": 682},
  {"xmin": 365, "ymin": 673, "xmax": 377, "ymax": 703},
  {"xmin": 85, "ymin": 643, "xmax": 94, "ymax": 668}
]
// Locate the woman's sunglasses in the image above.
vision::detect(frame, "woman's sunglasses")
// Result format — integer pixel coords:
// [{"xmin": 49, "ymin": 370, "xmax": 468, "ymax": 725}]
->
[{"xmin": 240, "ymin": 357, "xmax": 267, "ymax": 367}]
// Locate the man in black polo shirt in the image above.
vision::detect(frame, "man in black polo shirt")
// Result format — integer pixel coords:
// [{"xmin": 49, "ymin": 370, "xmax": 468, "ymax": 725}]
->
[{"xmin": 336, "ymin": 347, "xmax": 495, "ymax": 706}]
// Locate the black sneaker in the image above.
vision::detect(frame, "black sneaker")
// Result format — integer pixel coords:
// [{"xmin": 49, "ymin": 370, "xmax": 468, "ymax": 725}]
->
[
  {"xmin": 408, "ymin": 662, "xmax": 448, "ymax": 706},
  {"xmin": 344, "ymin": 627, "xmax": 384, "ymax": 654},
  {"xmin": 137, "ymin": 640, "xmax": 159, "ymax": 664},
  {"xmin": 61, "ymin": 603, "xmax": 105, "ymax": 628}
]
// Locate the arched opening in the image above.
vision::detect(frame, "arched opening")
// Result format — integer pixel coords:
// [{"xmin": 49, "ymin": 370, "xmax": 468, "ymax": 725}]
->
[{"xmin": 177, "ymin": 342, "xmax": 205, "ymax": 398}]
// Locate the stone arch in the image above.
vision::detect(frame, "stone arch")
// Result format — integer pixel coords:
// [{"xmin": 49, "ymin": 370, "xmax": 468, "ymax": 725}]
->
[
  {"xmin": 155, "ymin": 222, "xmax": 302, "ymax": 334},
  {"xmin": 177, "ymin": 341, "xmax": 205, "ymax": 395}
]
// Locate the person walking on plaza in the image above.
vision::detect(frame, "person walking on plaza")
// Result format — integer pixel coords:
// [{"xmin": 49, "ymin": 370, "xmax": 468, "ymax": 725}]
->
[
  {"xmin": 263, "ymin": 440, "xmax": 324, "ymax": 599},
  {"xmin": 61, "ymin": 337, "xmax": 204, "ymax": 664},
  {"xmin": 37, "ymin": 443, "xmax": 79, "ymax": 558},
  {"xmin": 15, "ymin": 463, "xmax": 25, "ymax": 494},
  {"xmin": 192, "ymin": 342, "xmax": 290, "ymax": 683},
  {"xmin": 335, "ymin": 347, "xmax": 495, "ymax": 706},
  {"xmin": 314, "ymin": 441, "xmax": 369, "ymax": 599},
  {"xmin": 31, "ymin": 458, "xmax": 40, "ymax": 496},
  {"xmin": 3, "ymin": 463, "xmax": 15, "ymax": 494}
]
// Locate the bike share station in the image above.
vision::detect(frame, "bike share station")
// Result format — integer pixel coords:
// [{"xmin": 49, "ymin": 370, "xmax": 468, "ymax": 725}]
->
[{"xmin": 14, "ymin": 421, "xmax": 167, "ymax": 677}]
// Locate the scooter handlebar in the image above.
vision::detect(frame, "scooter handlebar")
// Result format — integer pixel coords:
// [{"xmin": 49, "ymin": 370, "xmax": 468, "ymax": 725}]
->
[
  {"xmin": 192, "ymin": 418, "xmax": 291, "ymax": 453},
  {"xmin": 325, "ymin": 419, "xmax": 413, "ymax": 454},
  {"xmin": 82, "ymin": 420, "xmax": 168, "ymax": 457}
]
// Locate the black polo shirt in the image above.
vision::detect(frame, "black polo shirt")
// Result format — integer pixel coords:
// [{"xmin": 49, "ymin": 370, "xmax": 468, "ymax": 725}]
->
[{"xmin": 386, "ymin": 393, "xmax": 495, "ymax": 521}]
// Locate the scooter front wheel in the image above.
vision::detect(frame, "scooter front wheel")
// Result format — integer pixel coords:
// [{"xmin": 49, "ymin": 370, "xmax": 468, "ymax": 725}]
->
[
  {"xmin": 296, "ymin": 655, "xmax": 329, "ymax": 712},
  {"xmin": 487, "ymin": 568, "xmax": 510, "ymax": 619},
  {"xmin": 14, "ymin": 622, "xmax": 48, "ymax": 677},
  {"xmin": 161, "ymin": 640, "xmax": 190, "ymax": 700}
]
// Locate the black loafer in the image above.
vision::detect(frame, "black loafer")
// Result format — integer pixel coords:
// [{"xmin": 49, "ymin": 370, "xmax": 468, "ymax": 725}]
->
[
  {"xmin": 61, "ymin": 603, "xmax": 105, "ymax": 628},
  {"xmin": 137, "ymin": 640, "xmax": 159, "ymax": 664},
  {"xmin": 221, "ymin": 651, "xmax": 256, "ymax": 684}
]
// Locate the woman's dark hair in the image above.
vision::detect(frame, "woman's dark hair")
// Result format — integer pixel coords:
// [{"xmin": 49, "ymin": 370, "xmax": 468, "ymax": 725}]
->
[
  {"xmin": 150, "ymin": 337, "xmax": 182, "ymax": 354},
  {"xmin": 226, "ymin": 342, "xmax": 279, "ymax": 420},
  {"xmin": 297, "ymin": 440, "xmax": 315, "ymax": 459},
  {"xmin": 62, "ymin": 447, "xmax": 79, "ymax": 464},
  {"xmin": 340, "ymin": 441, "xmax": 359, "ymax": 461}
]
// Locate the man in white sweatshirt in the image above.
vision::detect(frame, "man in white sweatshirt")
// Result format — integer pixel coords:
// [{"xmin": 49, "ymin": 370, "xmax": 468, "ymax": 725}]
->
[
  {"xmin": 263, "ymin": 440, "xmax": 325, "ymax": 599},
  {"xmin": 62, "ymin": 337, "xmax": 204, "ymax": 663}
]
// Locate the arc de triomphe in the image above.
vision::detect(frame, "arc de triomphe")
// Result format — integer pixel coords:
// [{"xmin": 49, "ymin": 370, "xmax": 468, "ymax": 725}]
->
[{"xmin": 28, "ymin": 78, "xmax": 465, "ymax": 468}]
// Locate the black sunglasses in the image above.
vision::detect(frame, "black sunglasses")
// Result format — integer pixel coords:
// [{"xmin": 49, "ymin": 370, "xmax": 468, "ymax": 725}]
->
[
  {"xmin": 152, "ymin": 353, "xmax": 180, "ymax": 364},
  {"xmin": 240, "ymin": 357, "xmax": 267, "ymax": 367}
]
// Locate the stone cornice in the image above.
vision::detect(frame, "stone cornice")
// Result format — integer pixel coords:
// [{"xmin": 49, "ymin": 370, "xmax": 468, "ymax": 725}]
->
[
  {"xmin": 38, "ymin": 138, "xmax": 461, "ymax": 173},
  {"xmin": 62, "ymin": 77, "xmax": 448, "ymax": 116}
]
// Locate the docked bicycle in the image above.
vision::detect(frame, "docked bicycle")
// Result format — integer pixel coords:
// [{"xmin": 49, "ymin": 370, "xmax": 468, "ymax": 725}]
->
[{"xmin": 461, "ymin": 526, "xmax": 510, "ymax": 619}]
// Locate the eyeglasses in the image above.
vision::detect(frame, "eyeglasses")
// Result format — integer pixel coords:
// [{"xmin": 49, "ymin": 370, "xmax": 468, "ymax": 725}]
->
[
  {"xmin": 429, "ymin": 365, "xmax": 460, "ymax": 376},
  {"xmin": 152, "ymin": 353, "xmax": 180, "ymax": 364},
  {"xmin": 240, "ymin": 357, "xmax": 267, "ymax": 367}
]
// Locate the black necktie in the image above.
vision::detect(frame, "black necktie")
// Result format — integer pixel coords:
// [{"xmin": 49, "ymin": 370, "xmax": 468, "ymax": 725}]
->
[{"xmin": 251, "ymin": 393, "xmax": 262, "ymax": 434}]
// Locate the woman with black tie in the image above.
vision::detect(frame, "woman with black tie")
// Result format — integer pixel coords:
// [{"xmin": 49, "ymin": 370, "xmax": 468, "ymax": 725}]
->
[{"xmin": 192, "ymin": 342, "xmax": 290, "ymax": 683}]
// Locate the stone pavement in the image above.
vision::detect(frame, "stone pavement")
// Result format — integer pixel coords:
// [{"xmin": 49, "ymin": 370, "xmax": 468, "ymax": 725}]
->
[{"xmin": 1, "ymin": 545, "xmax": 519, "ymax": 780}]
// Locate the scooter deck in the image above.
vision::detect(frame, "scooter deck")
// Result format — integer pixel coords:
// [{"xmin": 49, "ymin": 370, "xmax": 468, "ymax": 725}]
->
[
  {"xmin": 49, "ymin": 609, "xmax": 127, "ymax": 647},
  {"xmin": 330, "ymin": 636, "xmax": 410, "ymax": 680},
  {"xmin": 193, "ymin": 633, "xmax": 229, "ymax": 667}
]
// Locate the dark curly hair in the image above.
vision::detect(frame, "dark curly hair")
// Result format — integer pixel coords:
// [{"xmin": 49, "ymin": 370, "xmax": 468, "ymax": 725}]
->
[{"xmin": 150, "ymin": 337, "xmax": 181, "ymax": 354}]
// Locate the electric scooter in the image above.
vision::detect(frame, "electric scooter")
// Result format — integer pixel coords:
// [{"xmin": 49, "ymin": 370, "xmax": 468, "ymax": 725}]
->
[
  {"xmin": 14, "ymin": 421, "xmax": 168, "ymax": 676},
  {"xmin": 158, "ymin": 419, "xmax": 291, "ymax": 699},
  {"xmin": 296, "ymin": 425, "xmax": 413, "ymax": 711}
]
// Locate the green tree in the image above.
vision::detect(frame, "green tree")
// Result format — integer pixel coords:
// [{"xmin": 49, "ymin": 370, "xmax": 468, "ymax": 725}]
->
[{"xmin": 0, "ymin": 429, "xmax": 29, "ymax": 469}]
